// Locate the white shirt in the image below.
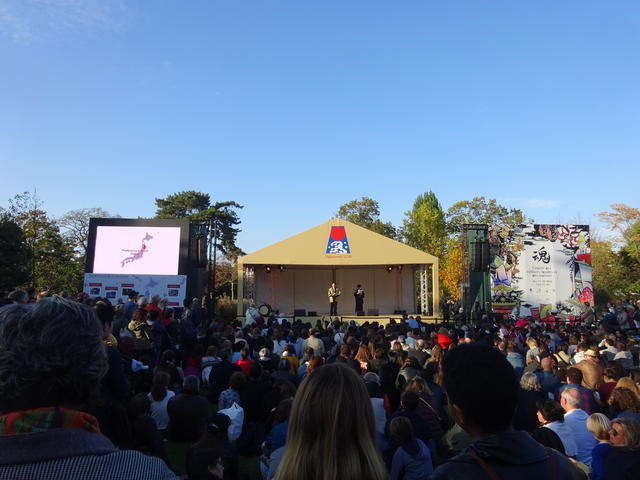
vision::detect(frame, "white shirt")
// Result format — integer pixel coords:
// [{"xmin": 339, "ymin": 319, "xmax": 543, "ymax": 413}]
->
[{"xmin": 147, "ymin": 390, "xmax": 175, "ymax": 430}]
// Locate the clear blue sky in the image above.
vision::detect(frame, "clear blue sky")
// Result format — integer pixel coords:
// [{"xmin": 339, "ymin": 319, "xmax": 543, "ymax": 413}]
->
[{"xmin": 1, "ymin": 1, "xmax": 638, "ymax": 253}]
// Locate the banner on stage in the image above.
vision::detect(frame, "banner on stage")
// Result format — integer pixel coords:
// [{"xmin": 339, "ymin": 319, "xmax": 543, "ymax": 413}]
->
[
  {"xmin": 83, "ymin": 273, "xmax": 187, "ymax": 307},
  {"xmin": 489, "ymin": 225, "xmax": 592, "ymax": 319}
]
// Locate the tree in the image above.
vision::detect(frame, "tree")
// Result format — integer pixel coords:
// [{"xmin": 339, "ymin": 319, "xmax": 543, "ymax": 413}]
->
[
  {"xmin": 4, "ymin": 192, "xmax": 83, "ymax": 292},
  {"xmin": 445, "ymin": 197, "xmax": 530, "ymax": 235},
  {"xmin": 155, "ymin": 190, "xmax": 243, "ymax": 256},
  {"xmin": 591, "ymin": 239, "xmax": 629, "ymax": 304},
  {"xmin": 58, "ymin": 207, "xmax": 120, "ymax": 257},
  {"xmin": 336, "ymin": 197, "xmax": 397, "ymax": 239},
  {"xmin": 597, "ymin": 204, "xmax": 640, "ymax": 261},
  {"xmin": 0, "ymin": 214, "xmax": 30, "ymax": 291},
  {"xmin": 441, "ymin": 237, "xmax": 463, "ymax": 301},
  {"xmin": 402, "ymin": 191, "xmax": 446, "ymax": 258}
]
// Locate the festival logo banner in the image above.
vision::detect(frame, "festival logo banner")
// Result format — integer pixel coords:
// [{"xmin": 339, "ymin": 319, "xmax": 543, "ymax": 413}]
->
[
  {"xmin": 489, "ymin": 225, "xmax": 592, "ymax": 319},
  {"xmin": 326, "ymin": 226, "xmax": 351, "ymax": 255}
]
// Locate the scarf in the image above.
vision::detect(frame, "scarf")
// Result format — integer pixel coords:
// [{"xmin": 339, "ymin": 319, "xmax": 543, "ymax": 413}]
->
[{"xmin": 0, "ymin": 407, "xmax": 101, "ymax": 435}]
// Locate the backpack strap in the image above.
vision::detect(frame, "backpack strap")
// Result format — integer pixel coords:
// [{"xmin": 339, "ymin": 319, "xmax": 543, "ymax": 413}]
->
[{"xmin": 467, "ymin": 446, "xmax": 559, "ymax": 480}]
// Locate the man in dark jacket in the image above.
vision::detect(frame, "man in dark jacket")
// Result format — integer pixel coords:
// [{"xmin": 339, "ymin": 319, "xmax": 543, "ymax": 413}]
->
[
  {"xmin": 166, "ymin": 376, "xmax": 209, "ymax": 442},
  {"xmin": 208, "ymin": 349, "xmax": 242, "ymax": 402},
  {"xmin": 430, "ymin": 343, "xmax": 586, "ymax": 480}
]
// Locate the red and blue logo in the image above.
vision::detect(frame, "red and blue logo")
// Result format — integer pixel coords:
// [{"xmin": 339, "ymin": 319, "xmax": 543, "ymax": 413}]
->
[{"xmin": 326, "ymin": 226, "xmax": 350, "ymax": 254}]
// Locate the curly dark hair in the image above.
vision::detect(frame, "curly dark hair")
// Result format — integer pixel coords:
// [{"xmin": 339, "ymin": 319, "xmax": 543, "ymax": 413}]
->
[{"xmin": 0, "ymin": 296, "xmax": 108, "ymax": 413}]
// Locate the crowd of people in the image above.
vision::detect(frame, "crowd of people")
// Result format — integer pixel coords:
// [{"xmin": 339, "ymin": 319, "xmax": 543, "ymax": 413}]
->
[{"xmin": 1, "ymin": 288, "xmax": 640, "ymax": 479}]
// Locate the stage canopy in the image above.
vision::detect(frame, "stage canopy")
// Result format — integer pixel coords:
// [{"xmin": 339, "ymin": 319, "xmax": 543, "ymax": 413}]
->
[{"xmin": 236, "ymin": 219, "xmax": 440, "ymax": 319}]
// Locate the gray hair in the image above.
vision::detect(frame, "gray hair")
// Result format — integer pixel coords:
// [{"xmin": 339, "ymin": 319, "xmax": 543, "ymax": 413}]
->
[
  {"xmin": 561, "ymin": 387, "xmax": 581, "ymax": 409},
  {"xmin": 137, "ymin": 296, "xmax": 148, "ymax": 308},
  {"xmin": 0, "ymin": 295, "xmax": 108, "ymax": 412},
  {"xmin": 520, "ymin": 372, "xmax": 542, "ymax": 392}
]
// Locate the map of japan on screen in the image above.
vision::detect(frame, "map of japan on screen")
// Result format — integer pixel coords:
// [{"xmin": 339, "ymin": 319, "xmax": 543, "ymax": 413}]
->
[{"xmin": 92, "ymin": 226, "xmax": 181, "ymax": 275}]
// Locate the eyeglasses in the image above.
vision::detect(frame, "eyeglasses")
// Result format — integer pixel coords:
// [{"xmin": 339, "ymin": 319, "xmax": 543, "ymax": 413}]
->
[{"xmin": 610, "ymin": 428, "xmax": 620, "ymax": 437}]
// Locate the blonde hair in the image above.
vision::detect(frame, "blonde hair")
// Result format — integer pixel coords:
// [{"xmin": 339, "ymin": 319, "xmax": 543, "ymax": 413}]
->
[
  {"xmin": 274, "ymin": 363, "xmax": 386, "ymax": 480},
  {"xmin": 520, "ymin": 372, "xmax": 541, "ymax": 392},
  {"xmin": 587, "ymin": 413, "xmax": 612, "ymax": 441},
  {"xmin": 616, "ymin": 377, "xmax": 640, "ymax": 399}
]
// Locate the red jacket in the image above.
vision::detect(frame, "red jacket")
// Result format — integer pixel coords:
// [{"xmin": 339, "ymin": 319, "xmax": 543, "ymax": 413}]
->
[{"xmin": 437, "ymin": 332, "xmax": 453, "ymax": 350}]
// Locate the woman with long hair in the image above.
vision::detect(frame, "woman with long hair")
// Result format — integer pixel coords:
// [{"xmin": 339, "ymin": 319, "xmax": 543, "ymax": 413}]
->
[
  {"xmin": 147, "ymin": 371, "xmax": 175, "ymax": 432},
  {"xmin": 274, "ymin": 363, "xmax": 387, "ymax": 480}
]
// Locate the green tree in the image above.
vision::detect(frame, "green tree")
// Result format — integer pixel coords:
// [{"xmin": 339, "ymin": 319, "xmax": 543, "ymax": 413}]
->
[
  {"xmin": 402, "ymin": 191, "xmax": 446, "ymax": 258},
  {"xmin": 336, "ymin": 197, "xmax": 397, "ymax": 239},
  {"xmin": 5, "ymin": 192, "xmax": 82, "ymax": 292},
  {"xmin": 441, "ymin": 237, "xmax": 463, "ymax": 300},
  {"xmin": 155, "ymin": 190, "xmax": 243, "ymax": 256},
  {"xmin": 445, "ymin": 196, "xmax": 530, "ymax": 235},
  {"xmin": 0, "ymin": 214, "xmax": 30, "ymax": 291},
  {"xmin": 591, "ymin": 239, "xmax": 629, "ymax": 304}
]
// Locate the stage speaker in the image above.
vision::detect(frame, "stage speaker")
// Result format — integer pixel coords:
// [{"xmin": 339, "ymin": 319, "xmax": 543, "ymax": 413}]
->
[
  {"xmin": 367, "ymin": 308, "xmax": 379, "ymax": 316},
  {"xmin": 294, "ymin": 309, "xmax": 306, "ymax": 317},
  {"xmin": 307, "ymin": 311, "xmax": 317, "ymax": 317},
  {"xmin": 472, "ymin": 241, "xmax": 490, "ymax": 272},
  {"xmin": 190, "ymin": 234, "xmax": 207, "ymax": 268}
]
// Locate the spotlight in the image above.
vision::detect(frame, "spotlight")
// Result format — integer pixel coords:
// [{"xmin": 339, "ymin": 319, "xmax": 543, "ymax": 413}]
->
[
  {"xmin": 387, "ymin": 266, "xmax": 393, "ymax": 273},
  {"xmin": 279, "ymin": 265, "xmax": 284, "ymax": 272},
  {"xmin": 265, "ymin": 265, "xmax": 272, "ymax": 273},
  {"xmin": 397, "ymin": 265, "xmax": 403, "ymax": 271}
]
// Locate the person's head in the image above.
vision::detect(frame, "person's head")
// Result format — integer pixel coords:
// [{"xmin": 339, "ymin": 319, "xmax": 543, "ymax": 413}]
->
[
  {"xmin": 307, "ymin": 355, "xmax": 324, "ymax": 374},
  {"xmin": 183, "ymin": 375, "xmax": 200, "ymax": 394},
  {"xmin": 616, "ymin": 377, "xmax": 640, "ymax": 399},
  {"xmin": 441, "ymin": 343, "xmax": 517, "ymax": 437},
  {"xmin": 0, "ymin": 296, "xmax": 108, "ymax": 413},
  {"xmin": 127, "ymin": 392, "xmax": 152, "ymax": 419},
  {"xmin": 273, "ymin": 398, "xmax": 293, "ymax": 426},
  {"xmin": 205, "ymin": 413, "xmax": 231, "ymax": 439},
  {"xmin": 400, "ymin": 390, "xmax": 419, "ymax": 411},
  {"xmin": 150, "ymin": 371, "xmax": 171, "ymax": 401},
  {"xmin": 7, "ymin": 289, "xmax": 28, "ymax": 304},
  {"xmin": 536, "ymin": 398, "xmax": 565, "ymax": 425},
  {"xmin": 389, "ymin": 416, "xmax": 414, "ymax": 445},
  {"xmin": 610, "ymin": 417, "xmax": 640, "ymax": 448},
  {"xmin": 239, "ymin": 347, "xmax": 250, "ymax": 360},
  {"xmin": 604, "ymin": 361, "xmax": 625, "ymax": 382},
  {"xmin": 150, "ymin": 293, "xmax": 161, "ymax": 304},
  {"xmin": 560, "ymin": 387, "xmax": 581, "ymax": 412},
  {"xmin": 566, "ymin": 367, "xmax": 583, "ymax": 386},
  {"xmin": 587, "ymin": 413, "xmax": 612, "ymax": 442},
  {"xmin": 275, "ymin": 363, "xmax": 386, "ymax": 480},
  {"xmin": 93, "ymin": 301, "xmax": 114, "ymax": 340},
  {"xmin": 608, "ymin": 387, "xmax": 640, "ymax": 413},
  {"xmin": 520, "ymin": 372, "xmax": 542, "ymax": 392},
  {"xmin": 406, "ymin": 376, "xmax": 431, "ymax": 396},
  {"xmin": 136, "ymin": 296, "xmax": 148, "ymax": 309},
  {"xmin": 229, "ymin": 371, "xmax": 246, "ymax": 391}
]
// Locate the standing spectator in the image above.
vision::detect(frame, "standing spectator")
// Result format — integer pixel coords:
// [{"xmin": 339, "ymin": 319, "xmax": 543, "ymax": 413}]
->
[
  {"xmin": 605, "ymin": 417, "xmax": 640, "ymax": 479},
  {"xmin": 273, "ymin": 363, "xmax": 386, "ymax": 480},
  {"xmin": 0, "ymin": 297, "xmax": 176, "ymax": 479},
  {"xmin": 302, "ymin": 329, "xmax": 324, "ymax": 358},
  {"xmin": 389, "ymin": 416, "xmax": 433, "ymax": 480},
  {"xmin": 166, "ymin": 376, "xmax": 209, "ymax": 442},
  {"xmin": 218, "ymin": 372, "xmax": 245, "ymax": 410},
  {"xmin": 208, "ymin": 349, "xmax": 242, "ymax": 402},
  {"xmin": 147, "ymin": 372, "xmax": 175, "ymax": 433},
  {"xmin": 514, "ymin": 372, "xmax": 546, "ymax": 432},
  {"xmin": 430, "ymin": 343, "xmax": 584, "ymax": 479},
  {"xmin": 586, "ymin": 413, "xmax": 611, "ymax": 480},
  {"xmin": 561, "ymin": 387, "xmax": 598, "ymax": 467},
  {"xmin": 236, "ymin": 347, "xmax": 254, "ymax": 376},
  {"xmin": 536, "ymin": 398, "xmax": 577, "ymax": 458}
]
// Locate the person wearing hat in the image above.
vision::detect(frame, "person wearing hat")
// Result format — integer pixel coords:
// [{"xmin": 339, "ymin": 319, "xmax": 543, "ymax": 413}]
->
[{"xmin": 575, "ymin": 349, "xmax": 604, "ymax": 392}]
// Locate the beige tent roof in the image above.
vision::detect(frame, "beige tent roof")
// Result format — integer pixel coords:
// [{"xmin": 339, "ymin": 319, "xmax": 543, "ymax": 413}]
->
[{"xmin": 239, "ymin": 219, "xmax": 438, "ymax": 266}]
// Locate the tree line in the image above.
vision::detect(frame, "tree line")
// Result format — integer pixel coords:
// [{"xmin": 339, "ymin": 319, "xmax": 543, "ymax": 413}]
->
[
  {"xmin": 336, "ymin": 194, "xmax": 640, "ymax": 307},
  {"xmin": 1, "ymin": 190, "xmax": 637, "ymax": 308}
]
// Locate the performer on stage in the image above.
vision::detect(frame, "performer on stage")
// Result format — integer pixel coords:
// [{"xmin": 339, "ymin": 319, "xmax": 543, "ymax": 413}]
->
[
  {"xmin": 328, "ymin": 282, "xmax": 341, "ymax": 316},
  {"xmin": 354, "ymin": 284, "xmax": 365, "ymax": 315}
]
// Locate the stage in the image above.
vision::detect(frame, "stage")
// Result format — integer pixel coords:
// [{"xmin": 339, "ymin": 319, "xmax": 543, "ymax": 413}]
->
[{"xmin": 248, "ymin": 313, "xmax": 442, "ymax": 327}]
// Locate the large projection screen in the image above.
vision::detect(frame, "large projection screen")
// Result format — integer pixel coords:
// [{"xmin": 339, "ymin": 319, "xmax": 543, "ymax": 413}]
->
[
  {"xmin": 86, "ymin": 218, "xmax": 190, "ymax": 276},
  {"xmin": 93, "ymin": 226, "xmax": 181, "ymax": 275}
]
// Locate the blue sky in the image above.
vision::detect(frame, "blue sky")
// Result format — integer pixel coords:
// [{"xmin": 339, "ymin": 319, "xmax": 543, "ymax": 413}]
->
[{"xmin": 1, "ymin": 1, "xmax": 638, "ymax": 253}]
